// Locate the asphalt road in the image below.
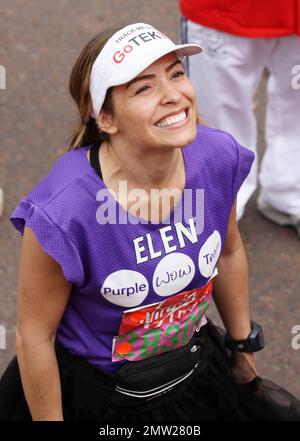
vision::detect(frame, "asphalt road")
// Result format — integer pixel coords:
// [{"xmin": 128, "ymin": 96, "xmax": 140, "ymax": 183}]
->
[{"xmin": 0, "ymin": 0, "xmax": 299, "ymax": 401}]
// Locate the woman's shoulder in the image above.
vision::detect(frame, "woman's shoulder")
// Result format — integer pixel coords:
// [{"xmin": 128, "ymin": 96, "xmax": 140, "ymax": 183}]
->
[
  {"xmin": 9, "ymin": 146, "xmax": 92, "ymax": 287},
  {"xmin": 189, "ymin": 124, "xmax": 255, "ymax": 204},
  {"xmin": 10, "ymin": 145, "xmax": 94, "ymax": 238},
  {"xmin": 21, "ymin": 146, "xmax": 92, "ymax": 209},
  {"xmin": 191, "ymin": 124, "xmax": 255, "ymax": 169},
  {"xmin": 193, "ymin": 124, "xmax": 242, "ymax": 152}
]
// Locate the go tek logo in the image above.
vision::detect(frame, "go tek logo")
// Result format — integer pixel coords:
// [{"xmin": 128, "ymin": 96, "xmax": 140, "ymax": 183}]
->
[{"xmin": 113, "ymin": 31, "xmax": 167, "ymax": 64}]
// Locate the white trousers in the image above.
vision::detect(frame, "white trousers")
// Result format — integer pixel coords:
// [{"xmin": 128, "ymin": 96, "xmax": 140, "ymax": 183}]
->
[{"xmin": 181, "ymin": 18, "xmax": 300, "ymax": 219}]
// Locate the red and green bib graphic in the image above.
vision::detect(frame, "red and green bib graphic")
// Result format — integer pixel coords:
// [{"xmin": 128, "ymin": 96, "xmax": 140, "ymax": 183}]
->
[{"xmin": 112, "ymin": 276, "xmax": 215, "ymax": 362}]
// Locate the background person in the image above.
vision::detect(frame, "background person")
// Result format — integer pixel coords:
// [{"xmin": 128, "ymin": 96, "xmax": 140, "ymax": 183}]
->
[{"xmin": 180, "ymin": 0, "xmax": 300, "ymax": 235}]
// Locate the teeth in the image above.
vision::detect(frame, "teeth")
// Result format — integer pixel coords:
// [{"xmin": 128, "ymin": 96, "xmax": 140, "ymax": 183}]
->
[{"xmin": 156, "ymin": 111, "xmax": 187, "ymax": 127}]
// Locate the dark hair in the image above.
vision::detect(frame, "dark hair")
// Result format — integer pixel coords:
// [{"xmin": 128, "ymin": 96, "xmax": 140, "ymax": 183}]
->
[{"xmin": 67, "ymin": 28, "xmax": 118, "ymax": 150}]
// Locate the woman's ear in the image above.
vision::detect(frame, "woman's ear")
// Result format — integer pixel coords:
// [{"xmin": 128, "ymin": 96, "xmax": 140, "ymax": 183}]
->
[{"xmin": 97, "ymin": 111, "xmax": 118, "ymax": 135}]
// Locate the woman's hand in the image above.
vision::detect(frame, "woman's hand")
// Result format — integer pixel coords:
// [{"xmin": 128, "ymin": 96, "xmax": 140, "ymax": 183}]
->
[{"xmin": 230, "ymin": 351, "xmax": 258, "ymax": 384}]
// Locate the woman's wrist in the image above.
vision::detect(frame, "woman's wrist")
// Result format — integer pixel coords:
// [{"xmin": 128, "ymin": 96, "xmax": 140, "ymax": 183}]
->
[
  {"xmin": 226, "ymin": 322, "xmax": 251, "ymax": 340},
  {"xmin": 231, "ymin": 351, "xmax": 255, "ymax": 364}
]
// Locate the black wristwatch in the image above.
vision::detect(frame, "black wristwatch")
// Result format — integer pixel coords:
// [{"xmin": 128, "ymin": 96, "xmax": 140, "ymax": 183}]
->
[{"xmin": 225, "ymin": 321, "xmax": 265, "ymax": 352}]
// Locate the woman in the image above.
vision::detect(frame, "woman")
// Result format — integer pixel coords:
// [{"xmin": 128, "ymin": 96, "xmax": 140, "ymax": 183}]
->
[{"xmin": 0, "ymin": 22, "xmax": 299, "ymax": 421}]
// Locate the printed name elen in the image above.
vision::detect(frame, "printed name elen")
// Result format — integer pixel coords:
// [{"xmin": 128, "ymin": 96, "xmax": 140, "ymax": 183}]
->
[{"xmin": 133, "ymin": 218, "xmax": 198, "ymax": 264}]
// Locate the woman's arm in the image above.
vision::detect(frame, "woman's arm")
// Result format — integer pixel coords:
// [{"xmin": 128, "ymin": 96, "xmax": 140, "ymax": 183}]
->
[
  {"xmin": 213, "ymin": 199, "xmax": 257, "ymax": 382},
  {"xmin": 16, "ymin": 226, "xmax": 72, "ymax": 421}
]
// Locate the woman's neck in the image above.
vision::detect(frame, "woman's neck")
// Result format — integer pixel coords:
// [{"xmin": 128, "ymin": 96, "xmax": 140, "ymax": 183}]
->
[{"xmin": 101, "ymin": 140, "xmax": 185, "ymax": 191}]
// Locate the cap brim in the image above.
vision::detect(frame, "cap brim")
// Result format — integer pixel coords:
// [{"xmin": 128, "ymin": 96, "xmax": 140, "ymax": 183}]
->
[
  {"xmin": 173, "ymin": 43, "xmax": 204, "ymax": 57},
  {"xmin": 108, "ymin": 43, "xmax": 204, "ymax": 89}
]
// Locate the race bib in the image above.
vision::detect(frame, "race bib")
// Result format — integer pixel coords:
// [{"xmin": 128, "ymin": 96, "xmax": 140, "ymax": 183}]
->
[{"xmin": 112, "ymin": 269, "xmax": 217, "ymax": 362}]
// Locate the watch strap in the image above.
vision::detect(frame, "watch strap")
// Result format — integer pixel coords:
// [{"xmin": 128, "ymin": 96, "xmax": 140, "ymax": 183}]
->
[
  {"xmin": 225, "ymin": 334, "xmax": 253, "ymax": 352},
  {"xmin": 225, "ymin": 321, "xmax": 265, "ymax": 353}
]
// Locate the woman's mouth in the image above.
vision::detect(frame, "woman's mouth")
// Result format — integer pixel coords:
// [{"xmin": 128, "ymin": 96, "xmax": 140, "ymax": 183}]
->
[{"xmin": 155, "ymin": 109, "xmax": 189, "ymax": 128}]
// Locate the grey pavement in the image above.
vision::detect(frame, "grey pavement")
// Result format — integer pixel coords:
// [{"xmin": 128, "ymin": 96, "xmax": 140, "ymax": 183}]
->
[{"xmin": 0, "ymin": 0, "xmax": 299, "ymax": 400}]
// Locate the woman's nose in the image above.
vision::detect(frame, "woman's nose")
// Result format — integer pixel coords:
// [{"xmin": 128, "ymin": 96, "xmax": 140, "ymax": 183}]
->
[{"xmin": 160, "ymin": 81, "xmax": 181, "ymax": 105}]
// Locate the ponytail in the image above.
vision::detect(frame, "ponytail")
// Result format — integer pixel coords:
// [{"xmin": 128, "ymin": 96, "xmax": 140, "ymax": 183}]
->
[
  {"xmin": 67, "ymin": 29, "xmax": 117, "ymax": 151},
  {"xmin": 67, "ymin": 118, "xmax": 103, "ymax": 151}
]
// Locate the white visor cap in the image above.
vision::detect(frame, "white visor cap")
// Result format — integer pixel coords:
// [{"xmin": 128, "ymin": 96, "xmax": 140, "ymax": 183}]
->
[{"xmin": 89, "ymin": 22, "xmax": 204, "ymax": 119}]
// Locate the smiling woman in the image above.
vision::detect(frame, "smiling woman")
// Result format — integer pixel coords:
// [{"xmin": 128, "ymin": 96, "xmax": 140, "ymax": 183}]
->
[
  {"xmin": 104, "ymin": 53, "xmax": 198, "ymax": 153},
  {"xmin": 1, "ymin": 22, "xmax": 300, "ymax": 422}
]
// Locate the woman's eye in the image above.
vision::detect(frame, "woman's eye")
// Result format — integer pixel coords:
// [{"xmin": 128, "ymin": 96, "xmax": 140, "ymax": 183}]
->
[
  {"xmin": 172, "ymin": 70, "xmax": 185, "ymax": 79},
  {"xmin": 135, "ymin": 85, "xmax": 150, "ymax": 95},
  {"xmin": 134, "ymin": 72, "xmax": 185, "ymax": 94}
]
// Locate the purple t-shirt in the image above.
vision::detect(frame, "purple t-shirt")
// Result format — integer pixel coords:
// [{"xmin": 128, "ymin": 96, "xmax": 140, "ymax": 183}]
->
[{"xmin": 10, "ymin": 125, "xmax": 254, "ymax": 373}]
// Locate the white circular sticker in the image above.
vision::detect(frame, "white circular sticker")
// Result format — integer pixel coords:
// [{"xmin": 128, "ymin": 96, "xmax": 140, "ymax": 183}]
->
[
  {"xmin": 100, "ymin": 270, "xmax": 149, "ymax": 307},
  {"xmin": 153, "ymin": 252, "xmax": 195, "ymax": 297},
  {"xmin": 198, "ymin": 230, "xmax": 222, "ymax": 278}
]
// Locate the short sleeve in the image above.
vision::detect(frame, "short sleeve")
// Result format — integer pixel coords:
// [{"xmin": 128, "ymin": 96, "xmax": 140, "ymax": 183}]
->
[
  {"xmin": 230, "ymin": 135, "xmax": 255, "ymax": 202},
  {"xmin": 10, "ymin": 199, "xmax": 85, "ymax": 287}
]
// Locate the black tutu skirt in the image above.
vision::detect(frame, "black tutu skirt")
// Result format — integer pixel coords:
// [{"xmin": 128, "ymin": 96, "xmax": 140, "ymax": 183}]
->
[{"xmin": 0, "ymin": 318, "xmax": 300, "ymax": 421}]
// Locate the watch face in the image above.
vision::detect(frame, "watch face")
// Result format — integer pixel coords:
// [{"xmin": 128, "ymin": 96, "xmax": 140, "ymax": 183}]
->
[
  {"xmin": 258, "ymin": 331, "xmax": 265, "ymax": 348},
  {"xmin": 252, "ymin": 326, "xmax": 264, "ymax": 351},
  {"xmin": 249, "ymin": 322, "xmax": 265, "ymax": 351}
]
